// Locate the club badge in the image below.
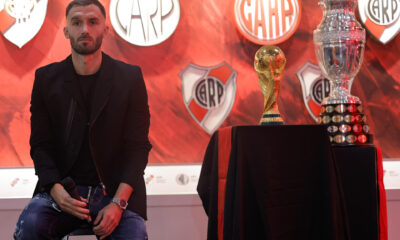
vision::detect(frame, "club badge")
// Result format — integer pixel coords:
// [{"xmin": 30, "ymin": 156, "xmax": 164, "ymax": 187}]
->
[
  {"xmin": 0, "ymin": 0, "xmax": 48, "ymax": 48},
  {"xmin": 109, "ymin": 0, "xmax": 181, "ymax": 46},
  {"xmin": 180, "ymin": 62, "xmax": 237, "ymax": 134},
  {"xmin": 359, "ymin": 0, "xmax": 400, "ymax": 44},
  {"xmin": 297, "ymin": 61, "xmax": 333, "ymax": 122},
  {"xmin": 234, "ymin": 0, "xmax": 301, "ymax": 45}
]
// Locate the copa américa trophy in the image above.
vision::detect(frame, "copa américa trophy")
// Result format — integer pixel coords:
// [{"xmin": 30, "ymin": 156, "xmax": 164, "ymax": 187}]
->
[{"xmin": 314, "ymin": 0, "xmax": 372, "ymax": 145}]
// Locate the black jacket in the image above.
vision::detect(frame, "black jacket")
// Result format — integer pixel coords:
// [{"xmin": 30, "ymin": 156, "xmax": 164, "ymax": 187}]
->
[{"xmin": 30, "ymin": 53, "xmax": 151, "ymax": 219}]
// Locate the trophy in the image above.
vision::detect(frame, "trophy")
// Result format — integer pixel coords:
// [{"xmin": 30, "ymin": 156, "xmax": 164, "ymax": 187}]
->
[
  {"xmin": 254, "ymin": 45, "xmax": 286, "ymax": 125},
  {"xmin": 313, "ymin": 0, "xmax": 372, "ymax": 145}
]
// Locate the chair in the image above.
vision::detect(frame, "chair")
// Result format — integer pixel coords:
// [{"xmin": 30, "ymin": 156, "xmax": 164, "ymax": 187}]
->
[{"xmin": 62, "ymin": 223, "xmax": 96, "ymax": 240}]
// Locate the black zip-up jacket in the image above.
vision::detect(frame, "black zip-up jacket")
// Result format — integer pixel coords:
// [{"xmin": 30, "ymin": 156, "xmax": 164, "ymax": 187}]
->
[{"xmin": 30, "ymin": 53, "xmax": 151, "ymax": 219}]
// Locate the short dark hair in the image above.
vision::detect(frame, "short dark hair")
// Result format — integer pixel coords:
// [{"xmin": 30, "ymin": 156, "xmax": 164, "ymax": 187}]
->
[{"xmin": 66, "ymin": 0, "xmax": 106, "ymax": 18}]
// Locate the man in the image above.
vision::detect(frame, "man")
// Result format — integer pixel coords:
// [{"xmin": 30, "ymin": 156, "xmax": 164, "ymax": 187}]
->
[{"xmin": 14, "ymin": 0, "xmax": 151, "ymax": 239}]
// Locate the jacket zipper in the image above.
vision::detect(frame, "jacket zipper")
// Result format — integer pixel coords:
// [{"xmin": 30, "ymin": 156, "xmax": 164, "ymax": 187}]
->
[
  {"xmin": 88, "ymin": 97, "xmax": 110, "ymax": 196},
  {"xmin": 65, "ymin": 99, "xmax": 77, "ymax": 144},
  {"xmin": 88, "ymin": 125, "xmax": 107, "ymax": 195},
  {"xmin": 86, "ymin": 186, "xmax": 92, "ymax": 203},
  {"xmin": 66, "ymin": 97, "xmax": 108, "ymax": 195}
]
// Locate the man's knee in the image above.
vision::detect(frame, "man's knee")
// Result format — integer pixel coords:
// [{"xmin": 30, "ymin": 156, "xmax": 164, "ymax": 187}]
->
[
  {"xmin": 14, "ymin": 195, "xmax": 57, "ymax": 239},
  {"xmin": 14, "ymin": 211, "xmax": 41, "ymax": 239},
  {"xmin": 113, "ymin": 210, "xmax": 148, "ymax": 239}
]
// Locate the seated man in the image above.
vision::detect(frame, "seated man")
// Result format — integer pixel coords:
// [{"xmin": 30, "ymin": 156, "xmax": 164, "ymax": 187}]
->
[{"xmin": 13, "ymin": 0, "xmax": 151, "ymax": 239}]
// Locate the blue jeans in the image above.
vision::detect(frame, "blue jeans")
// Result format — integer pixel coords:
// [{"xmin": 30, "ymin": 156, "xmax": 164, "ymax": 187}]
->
[{"xmin": 14, "ymin": 185, "xmax": 148, "ymax": 240}]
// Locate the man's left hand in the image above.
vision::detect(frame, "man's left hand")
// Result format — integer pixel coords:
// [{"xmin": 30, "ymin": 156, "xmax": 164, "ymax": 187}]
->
[{"xmin": 93, "ymin": 203, "xmax": 123, "ymax": 239}]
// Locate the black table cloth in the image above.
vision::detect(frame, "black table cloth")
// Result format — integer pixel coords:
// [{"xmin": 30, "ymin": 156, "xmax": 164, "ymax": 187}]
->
[
  {"xmin": 197, "ymin": 125, "xmax": 385, "ymax": 240},
  {"xmin": 332, "ymin": 146, "xmax": 384, "ymax": 240}
]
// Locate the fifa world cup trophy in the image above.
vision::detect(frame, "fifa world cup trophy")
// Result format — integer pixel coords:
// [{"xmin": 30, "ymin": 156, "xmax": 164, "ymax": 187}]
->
[
  {"xmin": 254, "ymin": 45, "xmax": 286, "ymax": 125},
  {"xmin": 314, "ymin": 0, "xmax": 372, "ymax": 145}
]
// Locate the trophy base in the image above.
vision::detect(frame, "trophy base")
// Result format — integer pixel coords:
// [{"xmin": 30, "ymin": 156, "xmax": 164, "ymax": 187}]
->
[
  {"xmin": 318, "ymin": 103, "xmax": 373, "ymax": 145},
  {"xmin": 260, "ymin": 114, "xmax": 284, "ymax": 125},
  {"xmin": 322, "ymin": 94, "xmax": 361, "ymax": 105}
]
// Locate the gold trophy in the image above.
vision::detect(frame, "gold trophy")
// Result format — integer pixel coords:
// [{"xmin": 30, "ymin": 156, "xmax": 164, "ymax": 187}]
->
[{"xmin": 254, "ymin": 45, "xmax": 286, "ymax": 125}]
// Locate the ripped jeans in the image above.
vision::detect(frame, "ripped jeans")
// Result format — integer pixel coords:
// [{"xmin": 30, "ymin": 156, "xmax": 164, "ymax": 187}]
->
[{"xmin": 14, "ymin": 185, "xmax": 148, "ymax": 240}]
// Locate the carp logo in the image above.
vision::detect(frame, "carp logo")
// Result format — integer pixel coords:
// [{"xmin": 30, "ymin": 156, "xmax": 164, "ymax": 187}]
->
[
  {"xmin": 234, "ymin": 0, "xmax": 301, "ymax": 45},
  {"xmin": 0, "ymin": 0, "xmax": 48, "ymax": 48},
  {"xmin": 297, "ymin": 62, "xmax": 330, "ymax": 122},
  {"xmin": 359, "ymin": 0, "xmax": 400, "ymax": 44},
  {"xmin": 180, "ymin": 63, "xmax": 237, "ymax": 134},
  {"xmin": 110, "ymin": 0, "xmax": 180, "ymax": 46},
  {"xmin": 297, "ymin": 62, "xmax": 356, "ymax": 121}
]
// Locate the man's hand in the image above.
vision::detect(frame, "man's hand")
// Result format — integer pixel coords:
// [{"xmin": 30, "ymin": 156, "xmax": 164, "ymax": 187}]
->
[
  {"xmin": 93, "ymin": 203, "xmax": 123, "ymax": 239},
  {"xmin": 92, "ymin": 182, "xmax": 132, "ymax": 239},
  {"xmin": 50, "ymin": 183, "xmax": 91, "ymax": 221}
]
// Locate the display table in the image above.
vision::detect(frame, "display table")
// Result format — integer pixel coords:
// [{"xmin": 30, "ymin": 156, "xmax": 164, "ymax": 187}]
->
[
  {"xmin": 197, "ymin": 125, "xmax": 387, "ymax": 240},
  {"xmin": 333, "ymin": 146, "xmax": 386, "ymax": 240}
]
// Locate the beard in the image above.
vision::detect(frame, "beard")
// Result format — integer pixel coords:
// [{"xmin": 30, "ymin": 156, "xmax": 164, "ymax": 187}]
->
[{"xmin": 69, "ymin": 34, "xmax": 103, "ymax": 55}]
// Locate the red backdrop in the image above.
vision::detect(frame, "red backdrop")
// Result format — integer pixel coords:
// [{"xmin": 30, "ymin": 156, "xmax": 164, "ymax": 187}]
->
[{"xmin": 0, "ymin": 0, "xmax": 399, "ymax": 167}]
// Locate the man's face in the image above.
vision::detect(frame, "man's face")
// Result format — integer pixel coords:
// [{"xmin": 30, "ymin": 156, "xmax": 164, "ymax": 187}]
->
[{"xmin": 64, "ymin": 4, "xmax": 107, "ymax": 55}]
